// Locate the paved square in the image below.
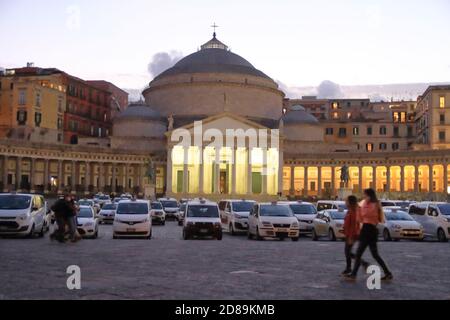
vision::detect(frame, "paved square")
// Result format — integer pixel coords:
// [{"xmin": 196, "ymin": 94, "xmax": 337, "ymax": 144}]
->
[{"xmin": 1, "ymin": 221, "xmax": 449, "ymax": 300}]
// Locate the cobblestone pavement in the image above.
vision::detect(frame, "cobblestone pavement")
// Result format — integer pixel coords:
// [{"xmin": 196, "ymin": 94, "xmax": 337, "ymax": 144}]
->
[{"xmin": 1, "ymin": 221, "xmax": 449, "ymax": 300}]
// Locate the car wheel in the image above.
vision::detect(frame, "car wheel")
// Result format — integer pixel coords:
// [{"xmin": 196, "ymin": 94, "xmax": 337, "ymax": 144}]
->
[
  {"xmin": 178, "ymin": 221, "xmax": 183, "ymax": 226},
  {"xmin": 291, "ymin": 237, "xmax": 299, "ymax": 242},
  {"xmin": 217, "ymin": 232, "xmax": 223, "ymax": 240},
  {"xmin": 113, "ymin": 234, "xmax": 118, "ymax": 239},
  {"xmin": 38, "ymin": 223, "xmax": 45, "ymax": 238},
  {"xmin": 312, "ymin": 229, "xmax": 318, "ymax": 241},
  {"xmin": 247, "ymin": 230, "xmax": 253, "ymax": 239},
  {"xmin": 383, "ymin": 228, "xmax": 392, "ymax": 241},
  {"xmin": 230, "ymin": 223, "xmax": 236, "ymax": 236},
  {"xmin": 27, "ymin": 224, "xmax": 35, "ymax": 238},
  {"xmin": 437, "ymin": 228, "xmax": 448, "ymax": 242},
  {"xmin": 328, "ymin": 228, "xmax": 336, "ymax": 241},
  {"xmin": 162, "ymin": 221, "xmax": 166, "ymax": 226},
  {"xmin": 256, "ymin": 227, "xmax": 263, "ymax": 241},
  {"xmin": 183, "ymin": 229, "xmax": 190, "ymax": 240}
]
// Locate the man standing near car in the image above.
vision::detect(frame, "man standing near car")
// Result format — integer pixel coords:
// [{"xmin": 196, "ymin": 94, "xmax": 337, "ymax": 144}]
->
[{"xmin": 50, "ymin": 195, "xmax": 71, "ymax": 243}]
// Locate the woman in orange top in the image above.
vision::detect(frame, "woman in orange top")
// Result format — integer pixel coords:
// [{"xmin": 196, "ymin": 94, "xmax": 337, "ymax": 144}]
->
[
  {"xmin": 345, "ymin": 188, "xmax": 393, "ymax": 281},
  {"xmin": 342, "ymin": 195, "xmax": 369, "ymax": 275}
]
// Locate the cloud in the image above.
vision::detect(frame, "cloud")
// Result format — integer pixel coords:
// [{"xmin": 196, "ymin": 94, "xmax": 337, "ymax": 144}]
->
[
  {"xmin": 316, "ymin": 80, "xmax": 344, "ymax": 99},
  {"xmin": 147, "ymin": 51, "xmax": 183, "ymax": 79}
]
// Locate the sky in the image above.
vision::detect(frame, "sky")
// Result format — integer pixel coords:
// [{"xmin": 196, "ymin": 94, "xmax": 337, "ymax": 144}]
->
[{"xmin": 1, "ymin": 0, "xmax": 449, "ymax": 91}]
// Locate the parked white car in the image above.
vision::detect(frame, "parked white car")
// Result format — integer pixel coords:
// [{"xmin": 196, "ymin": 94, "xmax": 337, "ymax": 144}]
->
[
  {"xmin": 312, "ymin": 209, "xmax": 346, "ymax": 241},
  {"xmin": 247, "ymin": 202, "xmax": 300, "ymax": 241},
  {"xmin": 409, "ymin": 202, "xmax": 450, "ymax": 242},
  {"xmin": 158, "ymin": 198, "xmax": 179, "ymax": 220},
  {"xmin": 98, "ymin": 203, "xmax": 117, "ymax": 224},
  {"xmin": 183, "ymin": 199, "xmax": 222, "ymax": 240},
  {"xmin": 113, "ymin": 199, "xmax": 152, "ymax": 239},
  {"xmin": 316, "ymin": 200, "xmax": 347, "ymax": 212},
  {"xmin": 219, "ymin": 199, "xmax": 256, "ymax": 235},
  {"xmin": 78, "ymin": 199, "xmax": 100, "ymax": 214},
  {"xmin": 279, "ymin": 201, "xmax": 317, "ymax": 235},
  {"xmin": 76, "ymin": 206, "xmax": 99, "ymax": 239},
  {"xmin": 0, "ymin": 193, "xmax": 47, "ymax": 237},
  {"xmin": 150, "ymin": 201, "xmax": 166, "ymax": 225},
  {"xmin": 377, "ymin": 208, "xmax": 424, "ymax": 241}
]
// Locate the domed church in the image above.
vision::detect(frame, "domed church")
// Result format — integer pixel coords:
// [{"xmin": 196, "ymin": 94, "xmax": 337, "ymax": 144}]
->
[{"xmin": 111, "ymin": 33, "xmax": 330, "ymax": 200}]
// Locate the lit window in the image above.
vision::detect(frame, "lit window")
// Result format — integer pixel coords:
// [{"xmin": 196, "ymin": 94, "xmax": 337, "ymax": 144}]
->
[
  {"xmin": 440, "ymin": 96, "xmax": 445, "ymax": 108},
  {"xmin": 347, "ymin": 112, "xmax": 352, "ymax": 119},
  {"xmin": 366, "ymin": 143, "xmax": 373, "ymax": 152},
  {"xmin": 332, "ymin": 102, "xmax": 339, "ymax": 110},
  {"xmin": 400, "ymin": 112, "xmax": 406, "ymax": 123},
  {"xmin": 393, "ymin": 112, "xmax": 399, "ymax": 122},
  {"xmin": 353, "ymin": 127, "xmax": 359, "ymax": 136},
  {"xmin": 332, "ymin": 112, "xmax": 339, "ymax": 119}
]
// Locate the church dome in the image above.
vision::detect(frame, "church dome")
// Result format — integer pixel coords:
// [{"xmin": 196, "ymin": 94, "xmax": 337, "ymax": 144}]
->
[
  {"xmin": 115, "ymin": 102, "xmax": 162, "ymax": 121},
  {"xmin": 154, "ymin": 35, "xmax": 271, "ymax": 81},
  {"xmin": 283, "ymin": 105, "xmax": 319, "ymax": 125}
]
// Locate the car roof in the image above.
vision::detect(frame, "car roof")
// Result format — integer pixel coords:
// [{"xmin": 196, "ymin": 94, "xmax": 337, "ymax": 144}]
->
[
  {"xmin": 278, "ymin": 201, "xmax": 314, "ymax": 205},
  {"xmin": 0, "ymin": 193, "xmax": 34, "ymax": 197},
  {"xmin": 117, "ymin": 199, "xmax": 149, "ymax": 204},
  {"xmin": 79, "ymin": 205, "xmax": 93, "ymax": 209},
  {"xmin": 317, "ymin": 200, "xmax": 345, "ymax": 204},
  {"xmin": 187, "ymin": 200, "xmax": 217, "ymax": 206},
  {"xmin": 220, "ymin": 199, "xmax": 256, "ymax": 202},
  {"xmin": 158, "ymin": 198, "xmax": 177, "ymax": 201}
]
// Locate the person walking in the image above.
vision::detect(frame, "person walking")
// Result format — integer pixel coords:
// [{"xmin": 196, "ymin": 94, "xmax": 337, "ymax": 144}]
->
[
  {"xmin": 65, "ymin": 196, "xmax": 81, "ymax": 243},
  {"xmin": 342, "ymin": 195, "xmax": 369, "ymax": 275},
  {"xmin": 344, "ymin": 188, "xmax": 393, "ymax": 281},
  {"xmin": 50, "ymin": 195, "xmax": 71, "ymax": 243}
]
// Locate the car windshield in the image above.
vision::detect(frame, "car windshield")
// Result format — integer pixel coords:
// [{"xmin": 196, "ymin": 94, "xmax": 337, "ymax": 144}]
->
[
  {"xmin": 99, "ymin": 196, "xmax": 110, "ymax": 200},
  {"xmin": 116, "ymin": 203, "xmax": 148, "ymax": 215},
  {"xmin": 260, "ymin": 205, "xmax": 293, "ymax": 217},
  {"xmin": 102, "ymin": 204, "xmax": 116, "ymax": 210},
  {"xmin": 187, "ymin": 205, "xmax": 219, "ymax": 218},
  {"xmin": 289, "ymin": 204, "xmax": 317, "ymax": 215},
  {"xmin": 151, "ymin": 202, "xmax": 163, "ymax": 210},
  {"xmin": 437, "ymin": 204, "xmax": 450, "ymax": 215},
  {"xmin": 78, "ymin": 208, "xmax": 93, "ymax": 218},
  {"xmin": 78, "ymin": 200, "xmax": 93, "ymax": 206},
  {"xmin": 329, "ymin": 211, "xmax": 347, "ymax": 220},
  {"xmin": 337, "ymin": 204, "xmax": 347, "ymax": 210},
  {"xmin": 232, "ymin": 201, "xmax": 254, "ymax": 212},
  {"xmin": 394, "ymin": 201, "xmax": 410, "ymax": 208},
  {"xmin": 385, "ymin": 211, "xmax": 413, "ymax": 221},
  {"xmin": 161, "ymin": 200, "xmax": 178, "ymax": 208},
  {"xmin": 0, "ymin": 195, "xmax": 31, "ymax": 210}
]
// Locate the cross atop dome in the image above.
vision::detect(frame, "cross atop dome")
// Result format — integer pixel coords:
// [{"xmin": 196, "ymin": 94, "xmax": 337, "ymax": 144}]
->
[{"xmin": 201, "ymin": 23, "xmax": 229, "ymax": 51}]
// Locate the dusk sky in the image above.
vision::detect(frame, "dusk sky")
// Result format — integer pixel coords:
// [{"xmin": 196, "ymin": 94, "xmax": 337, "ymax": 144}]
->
[{"xmin": 1, "ymin": 0, "xmax": 449, "ymax": 90}]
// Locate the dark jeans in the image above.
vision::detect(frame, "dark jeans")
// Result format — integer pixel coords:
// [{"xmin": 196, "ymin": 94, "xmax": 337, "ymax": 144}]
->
[
  {"xmin": 66, "ymin": 216, "xmax": 78, "ymax": 240},
  {"xmin": 351, "ymin": 224, "xmax": 391, "ymax": 276},
  {"xmin": 344, "ymin": 240, "xmax": 369, "ymax": 271},
  {"xmin": 50, "ymin": 215, "xmax": 67, "ymax": 242}
]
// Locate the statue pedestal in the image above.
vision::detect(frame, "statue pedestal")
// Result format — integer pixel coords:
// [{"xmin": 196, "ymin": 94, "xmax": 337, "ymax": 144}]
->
[
  {"xmin": 144, "ymin": 184, "xmax": 156, "ymax": 200},
  {"xmin": 337, "ymin": 187, "xmax": 353, "ymax": 200}
]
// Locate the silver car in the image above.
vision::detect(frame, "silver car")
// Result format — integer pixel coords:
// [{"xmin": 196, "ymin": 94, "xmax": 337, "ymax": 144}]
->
[
  {"xmin": 98, "ymin": 203, "xmax": 117, "ymax": 224},
  {"xmin": 378, "ymin": 209, "xmax": 424, "ymax": 241},
  {"xmin": 312, "ymin": 209, "xmax": 346, "ymax": 241}
]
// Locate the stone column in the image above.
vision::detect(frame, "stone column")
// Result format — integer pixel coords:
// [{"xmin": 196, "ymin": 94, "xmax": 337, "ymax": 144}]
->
[
  {"xmin": 183, "ymin": 147, "xmax": 189, "ymax": 194},
  {"xmin": 16, "ymin": 157, "xmax": 22, "ymax": 191},
  {"xmin": 372, "ymin": 165, "xmax": 377, "ymax": 191},
  {"xmin": 331, "ymin": 166, "xmax": 335, "ymax": 197},
  {"xmin": 43, "ymin": 159, "xmax": 49, "ymax": 194},
  {"xmin": 429, "ymin": 164, "xmax": 434, "ymax": 193},
  {"xmin": 290, "ymin": 166, "xmax": 295, "ymax": 196},
  {"xmin": 414, "ymin": 165, "xmax": 419, "ymax": 193},
  {"xmin": 124, "ymin": 164, "xmax": 129, "ymax": 192},
  {"xmin": 303, "ymin": 166, "xmax": 309, "ymax": 197},
  {"xmin": 166, "ymin": 147, "xmax": 173, "ymax": 195},
  {"xmin": 400, "ymin": 165, "xmax": 405, "ymax": 193},
  {"xmin": 99, "ymin": 163, "xmax": 105, "ymax": 192},
  {"xmin": 262, "ymin": 148, "xmax": 267, "ymax": 195},
  {"xmin": 277, "ymin": 148, "xmax": 284, "ymax": 197},
  {"xmin": 358, "ymin": 166, "xmax": 363, "ymax": 194},
  {"xmin": 57, "ymin": 160, "xmax": 63, "ymax": 194},
  {"xmin": 111, "ymin": 163, "xmax": 117, "ymax": 193},
  {"xmin": 2, "ymin": 155, "xmax": 8, "ymax": 192},
  {"xmin": 444, "ymin": 164, "xmax": 448, "ymax": 195},
  {"xmin": 317, "ymin": 166, "xmax": 322, "ymax": 197},
  {"xmin": 84, "ymin": 162, "xmax": 90, "ymax": 195},
  {"xmin": 231, "ymin": 147, "xmax": 237, "ymax": 195},
  {"xmin": 247, "ymin": 148, "xmax": 252, "ymax": 195},
  {"xmin": 386, "ymin": 165, "xmax": 391, "ymax": 193},
  {"xmin": 71, "ymin": 161, "xmax": 76, "ymax": 194},
  {"xmin": 214, "ymin": 148, "xmax": 221, "ymax": 195},
  {"xmin": 29, "ymin": 158, "xmax": 35, "ymax": 193},
  {"xmin": 199, "ymin": 148, "xmax": 204, "ymax": 195}
]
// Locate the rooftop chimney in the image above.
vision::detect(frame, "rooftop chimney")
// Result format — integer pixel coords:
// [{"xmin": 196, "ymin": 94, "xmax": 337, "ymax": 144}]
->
[{"xmin": 26, "ymin": 62, "xmax": 35, "ymax": 68}]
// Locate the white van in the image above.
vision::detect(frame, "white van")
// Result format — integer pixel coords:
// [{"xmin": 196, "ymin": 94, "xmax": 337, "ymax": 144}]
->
[
  {"xmin": 218, "ymin": 199, "xmax": 256, "ymax": 235},
  {"xmin": 158, "ymin": 197, "xmax": 179, "ymax": 220},
  {"xmin": 0, "ymin": 193, "xmax": 47, "ymax": 237},
  {"xmin": 183, "ymin": 199, "xmax": 222, "ymax": 240},
  {"xmin": 279, "ymin": 201, "xmax": 317, "ymax": 235},
  {"xmin": 113, "ymin": 199, "xmax": 152, "ymax": 239},
  {"xmin": 408, "ymin": 202, "xmax": 450, "ymax": 242}
]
